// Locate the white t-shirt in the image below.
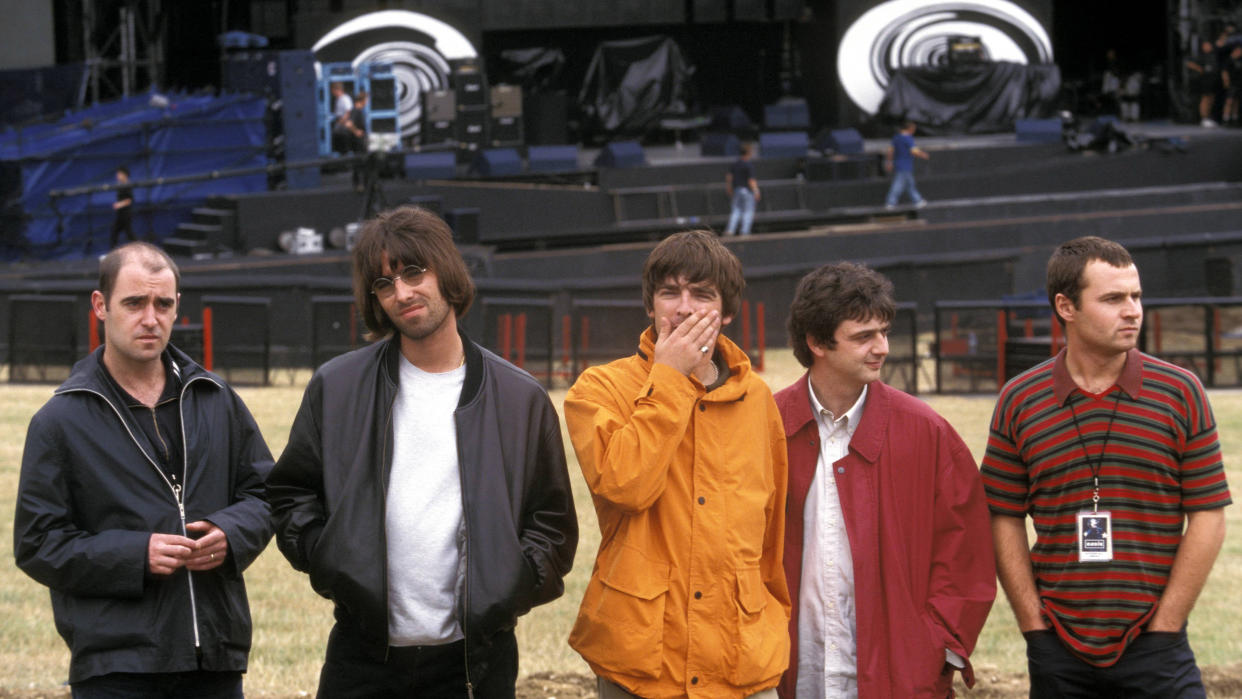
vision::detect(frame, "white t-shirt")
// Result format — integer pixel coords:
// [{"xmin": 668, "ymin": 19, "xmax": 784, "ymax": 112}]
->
[{"xmin": 385, "ymin": 355, "xmax": 466, "ymax": 646}]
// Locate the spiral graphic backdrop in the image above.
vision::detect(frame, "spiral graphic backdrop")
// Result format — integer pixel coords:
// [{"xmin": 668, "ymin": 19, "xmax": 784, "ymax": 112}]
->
[
  {"xmin": 312, "ymin": 10, "xmax": 478, "ymax": 139},
  {"xmin": 837, "ymin": 0, "xmax": 1053, "ymax": 115}
]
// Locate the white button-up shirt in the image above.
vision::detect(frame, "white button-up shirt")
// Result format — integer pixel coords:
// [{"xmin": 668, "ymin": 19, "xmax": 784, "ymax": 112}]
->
[{"xmin": 795, "ymin": 381, "xmax": 866, "ymax": 699}]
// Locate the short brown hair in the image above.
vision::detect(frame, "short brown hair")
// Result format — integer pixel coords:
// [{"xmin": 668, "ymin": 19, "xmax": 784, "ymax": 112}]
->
[
  {"xmin": 642, "ymin": 230, "xmax": 744, "ymax": 318},
  {"xmin": 352, "ymin": 205, "xmax": 476, "ymax": 339},
  {"xmin": 98, "ymin": 242, "xmax": 180, "ymax": 305},
  {"xmin": 1046, "ymin": 236, "xmax": 1134, "ymax": 326},
  {"xmin": 787, "ymin": 262, "xmax": 895, "ymax": 368}
]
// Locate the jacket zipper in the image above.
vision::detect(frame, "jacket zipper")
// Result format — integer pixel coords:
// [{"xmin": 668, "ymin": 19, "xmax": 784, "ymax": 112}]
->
[
  {"xmin": 62, "ymin": 376, "xmax": 220, "ymax": 652},
  {"xmin": 455, "ymin": 403, "xmax": 474, "ymax": 699},
  {"xmin": 378, "ymin": 387, "xmax": 396, "ymax": 665}
]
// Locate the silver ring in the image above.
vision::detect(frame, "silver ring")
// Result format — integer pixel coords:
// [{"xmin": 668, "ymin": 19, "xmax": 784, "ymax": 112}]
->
[
  {"xmin": 210, "ymin": 553, "xmax": 215, "ymax": 561},
  {"xmin": 699, "ymin": 346, "xmax": 710, "ymax": 354}
]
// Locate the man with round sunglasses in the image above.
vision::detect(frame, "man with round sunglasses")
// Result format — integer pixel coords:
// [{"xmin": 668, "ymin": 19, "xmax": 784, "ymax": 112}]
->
[{"xmin": 267, "ymin": 205, "xmax": 578, "ymax": 697}]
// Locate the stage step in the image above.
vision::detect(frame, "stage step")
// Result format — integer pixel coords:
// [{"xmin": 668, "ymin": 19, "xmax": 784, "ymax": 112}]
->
[
  {"xmin": 174, "ymin": 222, "xmax": 221, "ymax": 241},
  {"xmin": 162, "ymin": 237, "xmax": 214, "ymax": 258},
  {"xmin": 191, "ymin": 207, "xmax": 235, "ymax": 226}
]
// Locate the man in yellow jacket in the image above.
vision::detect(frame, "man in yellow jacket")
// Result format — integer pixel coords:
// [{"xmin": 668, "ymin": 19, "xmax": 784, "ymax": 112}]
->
[{"xmin": 564, "ymin": 229, "xmax": 791, "ymax": 699}]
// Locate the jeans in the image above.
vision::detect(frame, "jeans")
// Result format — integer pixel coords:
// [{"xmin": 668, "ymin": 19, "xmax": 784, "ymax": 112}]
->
[
  {"xmin": 1024, "ymin": 628, "xmax": 1206, "ymax": 699},
  {"xmin": 71, "ymin": 671, "xmax": 243, "ymax": 699},
  {"xmin": 725, "ymin": 188, "xmax": 756, "ymax": 235},
  {"xmin": 885, "ymin": 170, "xmax": 923, "ymax": 206}
]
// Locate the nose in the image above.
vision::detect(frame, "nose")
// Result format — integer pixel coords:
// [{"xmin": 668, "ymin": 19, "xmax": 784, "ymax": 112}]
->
[
  {"xmin": 873, "ymin": 333, "xmax": 890, "ymax": 357},
  {"xmin": 1123, "ymin": 297, "xmax": 1142, "ymax": 319},
  {"xmin": 675, "ymin": 289, "xmax": 695, "ymax": 315}
]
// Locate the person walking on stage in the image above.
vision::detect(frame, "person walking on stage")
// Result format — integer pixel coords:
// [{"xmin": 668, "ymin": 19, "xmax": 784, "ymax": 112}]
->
[
  {"xmin": 725, "ymin": 143, "xmax": 761, "ymax": 235},
  {"xmin": 884, "ymin": 121, "xmax": 929, "ymax": 209}
]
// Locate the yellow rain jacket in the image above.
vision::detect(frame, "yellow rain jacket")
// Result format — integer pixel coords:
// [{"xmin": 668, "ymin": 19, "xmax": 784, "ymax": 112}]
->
[{"xmin": 565, "ymin": 328, "xmax": 790, "ymax": 698}]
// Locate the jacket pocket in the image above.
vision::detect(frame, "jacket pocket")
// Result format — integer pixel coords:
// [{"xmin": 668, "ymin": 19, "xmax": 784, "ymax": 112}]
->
[
  {"xmin": 570, "ymin": 545, "xmax": 670, "ymax": 679},
  {"xmin": 728, "ymin": 566, "xmax": 788, "ymax": 686}
]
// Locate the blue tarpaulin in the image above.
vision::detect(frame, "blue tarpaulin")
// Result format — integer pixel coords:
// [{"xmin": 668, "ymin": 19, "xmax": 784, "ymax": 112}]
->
[{"xmin": 1, "ymin": 91, "xmax": 270, "ymax": 260}]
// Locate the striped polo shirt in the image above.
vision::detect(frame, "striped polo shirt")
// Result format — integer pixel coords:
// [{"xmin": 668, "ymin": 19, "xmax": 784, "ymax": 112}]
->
[{"xmin": 981, "ymin": 348, "xmax": 1231, "ymax": 667}]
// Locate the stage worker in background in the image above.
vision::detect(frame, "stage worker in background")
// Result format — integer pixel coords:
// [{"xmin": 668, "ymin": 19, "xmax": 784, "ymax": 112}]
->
[
  {"xmin": 14, "ymin": 242, "xmax": 273, "ymax": 698},
  {"xmin": 267, "ymin": 205, "xmax": 577, "ymax": 698},
  {"xmin": 983, "ymin": 236, "xmax": 1231, "ymax": 698},
  {"xmin": 564, "ymin": 229, "xmax": 790, "ymax": 698},
  {"xmin": 774, "ymin": 262, "xmax": 995, "ymax": 699}
]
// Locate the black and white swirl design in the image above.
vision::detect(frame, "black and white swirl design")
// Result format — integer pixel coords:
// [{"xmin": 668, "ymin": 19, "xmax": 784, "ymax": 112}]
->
[
  {"xmin": 312, "ymin": 10, "xmax": 478, "ymax": 138},
  {"xmin": 838, "ymin": 0, "xmax": 1053, "ymax": 115}
]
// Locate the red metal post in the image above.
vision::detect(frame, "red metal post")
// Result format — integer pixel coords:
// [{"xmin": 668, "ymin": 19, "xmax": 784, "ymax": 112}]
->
[
  {"xmin": 515, "ymin": 313, "xmax": 527, "ymax": 369},
  {"xmin": 996, "ymin": 310, "xmax": 1007, "ymax": 391},
  {"xmin": 756, "ymin": 302, "xmax": 766, "ymax": 372},
  {"xmin": 740, "ymin": 299, "xmax": 752, "ymax": 354},
  {"xmin": 202, "ymin": 307, "xmax": 214, "ymax": 372},
  {"xmin": 88, "ymin": 309, "xmax": 100, "ymax": 352}
]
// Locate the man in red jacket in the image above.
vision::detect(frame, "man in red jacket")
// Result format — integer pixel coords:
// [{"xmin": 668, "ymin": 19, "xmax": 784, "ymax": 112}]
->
[{"xmin": 774, "ymin": 262, "xmax": 995, "ymax": 698}]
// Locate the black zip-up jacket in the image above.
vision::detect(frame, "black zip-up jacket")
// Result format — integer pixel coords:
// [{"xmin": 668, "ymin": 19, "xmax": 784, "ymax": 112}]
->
[
  {"xmin": 13, "ymin": 345, "xmax": 274, "ymax": 684},
  {"xmin": 266, "ymin": 331, "xmax": 577, "ymax": 660}
]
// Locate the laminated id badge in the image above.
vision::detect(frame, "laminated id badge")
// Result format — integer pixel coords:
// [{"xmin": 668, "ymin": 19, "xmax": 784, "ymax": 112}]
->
[{"xmin": 1077, "ymin": 511, "xmax": 1112, "ymax": 562}]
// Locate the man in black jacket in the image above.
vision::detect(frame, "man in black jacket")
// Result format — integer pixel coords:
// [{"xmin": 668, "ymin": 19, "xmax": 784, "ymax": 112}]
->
[
  {"xmin": 267, "ymin": 205, "xmax": 577, "ymax": 698},
  {"xmin": 14, "ymin": 242, "xmax": 273, "ymax": 697}
]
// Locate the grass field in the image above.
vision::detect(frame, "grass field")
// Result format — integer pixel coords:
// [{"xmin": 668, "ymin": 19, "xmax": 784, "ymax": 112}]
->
[{"xmin": 1, "ymin": 349, "xmax": 1239, "ymax": 693}]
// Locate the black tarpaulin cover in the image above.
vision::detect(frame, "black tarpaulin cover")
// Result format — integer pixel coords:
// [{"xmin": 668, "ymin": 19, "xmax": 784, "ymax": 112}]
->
[
  {"xmin": 496, "ymin": 47, "xmax": 566, "ymax": 92},
  {"xmin": 578, "ymin": 36, "xmax": 693, "ymax": 135},
  {"xmin": 878, "ymin": 61, "xmax": 1061, "ymax": 135}
]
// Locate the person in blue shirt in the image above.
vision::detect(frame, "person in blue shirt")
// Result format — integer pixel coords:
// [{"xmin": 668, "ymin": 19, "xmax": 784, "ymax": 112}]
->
[{"xmin": 884, "ymin": 121, "xmax": 930, "ymax": 209}]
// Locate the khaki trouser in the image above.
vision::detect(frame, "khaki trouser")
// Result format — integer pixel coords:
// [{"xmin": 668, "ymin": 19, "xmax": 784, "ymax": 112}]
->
[{"xmin": 598, "ymin": 677, "xmax": 778, "ymax": 699}]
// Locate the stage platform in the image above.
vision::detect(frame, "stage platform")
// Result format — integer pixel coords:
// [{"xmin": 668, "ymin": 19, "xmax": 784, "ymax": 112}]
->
[{"xmin": 3, "ymin": 121, "xmax": 1242, "ymax": 374}]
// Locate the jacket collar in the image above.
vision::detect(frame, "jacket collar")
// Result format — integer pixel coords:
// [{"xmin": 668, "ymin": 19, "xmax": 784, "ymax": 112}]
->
[
  {"xmin": 781, "ymin": 371, "xmax": 892, "ymax": 463},
  {"xmin": 635, "ymin": 325, "xmax": 753, "ymax": 402},
  {"xmin": 379, "ymin": 326, "xmax": 484, "ymax": 409},
  {"xmin": 57, "ymin": 343, "xmax": 210, "ymax": 398}
]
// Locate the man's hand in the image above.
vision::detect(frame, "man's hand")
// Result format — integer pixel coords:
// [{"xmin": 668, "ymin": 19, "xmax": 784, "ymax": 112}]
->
[
  {"xmin": 148, "ymin": 532, "xmax": 196, "ymax": 576},
  {"xmin": 184, "ymin": 521, "xmax": 229, "ymax": 572},
  {"xmin": 653, "ymin": 309, "xmax": 721, "ymax": 377}
]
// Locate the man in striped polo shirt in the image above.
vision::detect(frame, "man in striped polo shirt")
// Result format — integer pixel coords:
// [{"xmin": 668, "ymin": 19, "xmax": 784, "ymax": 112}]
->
[{"xmin": 982, "ymin": 236, "xmax": 1231, "ymax": 697}]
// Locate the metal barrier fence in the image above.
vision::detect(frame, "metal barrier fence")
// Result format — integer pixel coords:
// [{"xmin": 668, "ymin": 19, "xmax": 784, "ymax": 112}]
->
[{"xmin": 933, "ymin": 297, "xmax": 1242, "ymax": 393}]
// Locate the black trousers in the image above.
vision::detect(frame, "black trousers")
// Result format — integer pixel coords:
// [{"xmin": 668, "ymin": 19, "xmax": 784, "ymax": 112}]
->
[
  {"xmin": 71, "ymin": 671, "xmax": 242, "ymax": 699},
  {"xmin": 1025, "ymin": 628, "xmax": 1206, "ymax": 699},
  {"xmin": 110, "ymin": 207, "xmax": 135, "ymax": 247},
  {"xmin": 316, "ymin": 618, "xmax": 517, "ymax": 699}
]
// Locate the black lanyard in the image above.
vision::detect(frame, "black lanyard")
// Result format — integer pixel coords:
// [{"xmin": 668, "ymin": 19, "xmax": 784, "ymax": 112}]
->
[{"xmin": 1067, "ymin": 392, "xmax": 1122, "ymax": 513}]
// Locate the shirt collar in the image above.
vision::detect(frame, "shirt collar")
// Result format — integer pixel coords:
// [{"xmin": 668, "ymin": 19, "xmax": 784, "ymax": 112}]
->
[
  {"xmin": 1053, "ymin": 347, "xmax": 1143, "ymax": 404},
  {"xmin": 808, "ymin": 377, "xmax": 868, "ymax": 435}
]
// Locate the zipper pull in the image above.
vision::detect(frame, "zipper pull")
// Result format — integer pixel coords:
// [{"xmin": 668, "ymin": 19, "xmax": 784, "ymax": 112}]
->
[
  {"xmin": 465, "ymin": 681, "xmax": 474, "ymax": 699},
  {"xmin": 174, "ymin": 484, "xmax": 185, "ymax": 519}
]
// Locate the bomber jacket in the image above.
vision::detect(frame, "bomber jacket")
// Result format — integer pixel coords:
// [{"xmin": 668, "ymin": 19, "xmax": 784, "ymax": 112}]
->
[
  {"xmin": 14, "ymin": 345, "xmax": 274, "ymax": 684},
  {"xmin": 266, "ymin": 331, "xmax": 577, "ymax": 661},
  {"xmin": 564, "ymin": 328, "xmax": 790, "ymax": 699},
  {"xmin": 774, "ymin": 377, "xmax": 995, "ymax": 699}
]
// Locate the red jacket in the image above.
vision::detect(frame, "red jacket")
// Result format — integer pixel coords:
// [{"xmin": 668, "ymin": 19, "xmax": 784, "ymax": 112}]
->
[{"xmin": 774, "ymin": 377, "xmax": 995, "ymax": 698}]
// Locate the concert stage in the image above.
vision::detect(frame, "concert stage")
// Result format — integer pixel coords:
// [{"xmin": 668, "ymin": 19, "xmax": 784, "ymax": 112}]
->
[{"xmin": 4, "ymin": 122, "xmax": 1242, "ymax": 381}]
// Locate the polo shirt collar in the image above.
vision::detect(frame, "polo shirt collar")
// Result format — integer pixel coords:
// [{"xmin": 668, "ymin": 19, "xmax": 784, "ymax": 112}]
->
[{"xmin": 1053, "ymin": 347, "xmax": 1143, "ymax": 404}]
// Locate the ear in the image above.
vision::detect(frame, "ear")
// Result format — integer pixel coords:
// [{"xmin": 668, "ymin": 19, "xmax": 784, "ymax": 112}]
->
[
  {"xmin": 721, "ymin": 314, "xmax": 734, "ymax": 327},
  {"xmin": 806, "ymin": 333, "xmax": 830, "ymax": 359},
  {"xmin": 91, "ymin": 290, "xmax": 107, "ymax": 321},
  {"xmin": 1054, "ymin": 293, "xmax": 1076, "ymax": 325}
]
